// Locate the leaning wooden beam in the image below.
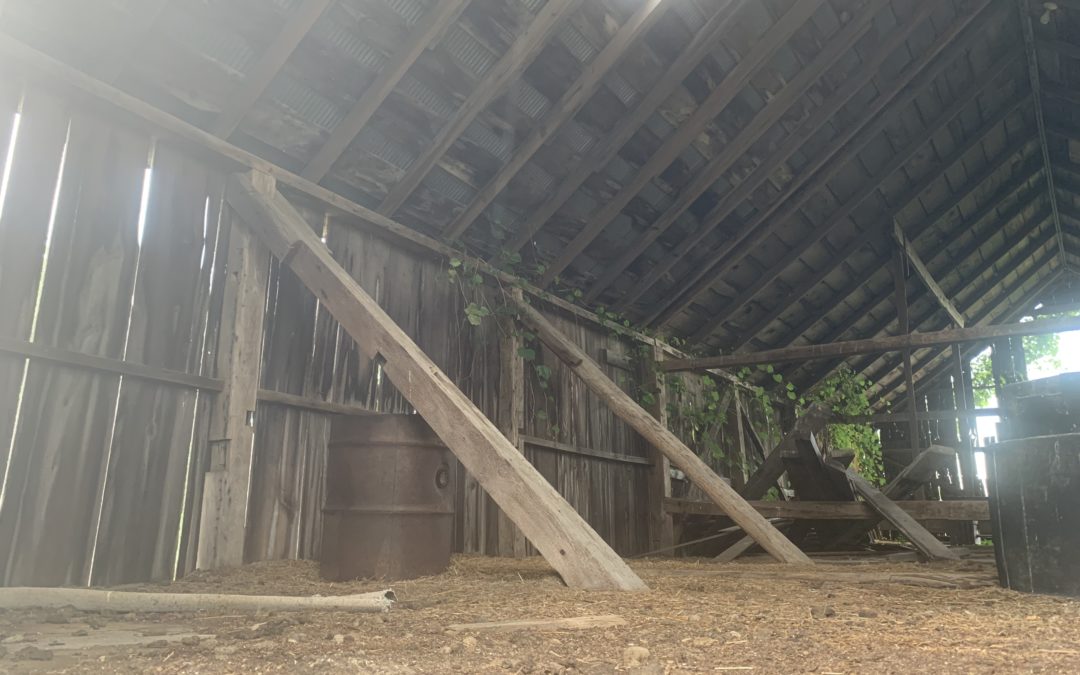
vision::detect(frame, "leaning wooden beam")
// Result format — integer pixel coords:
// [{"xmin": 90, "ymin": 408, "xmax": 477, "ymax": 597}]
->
[
  {"xmin": 441, "ymin": 0, "xmax": 674, "ymax": 240},
  {"xmin": 301, "ymin": 0, "xmax": 472, "ymax": 182},
  {"xmin": 508, "ymin": 296, "xmax": 811, "ymax": 564},
  {"xmin": 593, "ymin": 0, "xmax": 950, "ymax": 305},
  {"xmin": 539, "ymin": 0, "xmax": 849, "ymax": 287},
  {"xmin": 666, "ymin": 498, "xmax": 990, "ymax": 521},
  {"xmin": 505, "ymin": 0, "xmax": 747, "ymax": 252},
  {"xmin": 211, "ymin": 0, "xmax": 335, "ymax": 138},
  {"xmin": 894, "ymin": 221, "xmax": 965, "ymax": 327},
  {"xmin": 831, "ymin": 461, "xmax": 960, "ymax": 560},
  {"xmin": 226, "ymin": 170, "xmax": 645, "ymax": 591},
  {"xmin": 740, "ymin": 405, "xmax": 830, "ymax": 500},
  {"xmin": 377, "ymin": 0, "xmax": 581, "ymax": 215},
  {"xmin": 642, "ymin": 1, "xmax": 1002, "ymax": 326},
  {"xmin": 196, "ymin": 220, "xmax": 270, "ymax": 569},
  {"xmin": 886, "ymin": 446, "xmax": 958, "ymax": 501},
  {"xmin": 662, "ymin": 315, "xmax": 1080, "ymax": 372}
]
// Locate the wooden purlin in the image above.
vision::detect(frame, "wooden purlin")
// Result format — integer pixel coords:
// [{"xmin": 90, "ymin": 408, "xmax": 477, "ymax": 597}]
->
[
  {"xmin": 504, "ymin": 0, "xmax": 747, "ymax": 253},
  {"xmin": 871, "ymin": 250, "xmax": 1062, "ymax": 407},
  {"xmin": 662, "ymin": 315, "xmax": 1080, "ymax": 372},
  {"xmin": 538, "ymin": 0, "xmax": 847, "ymax": 287},
  {"xmin": 442, "ymin": 0, "xmax": 675, "ymax": 240},
  {"xmin": 301, "ymin": 0, "xmax": 472, "ymax": 183},
  {"xmin": 730, "ymin": 159, "xmax": 1045, "ymax": 353},
  {"xmin": 879, "ymin": 267, "xmax": 1064, "ymax": 410},
  {"xmin": 802, "ymin": 215, "xmax": 1058, "ymax": 395},
  {"xmin": 508, "ymin": 295, "xmax": 812, "ymax": 565},
  {"xmin": 594, "ymin": 0, "xmax": 958, "ymax": 307},
  {"xmin": 376, "ymin": 0, "xmax": 582, "ymax": 216},
  {"xmin": 678, "ymin": 65, "xmax": 1030, "ymax": 345},
  {"xmin": 644, "ymin": 0, "xmax": 1003, "ymax": 328},
  {"xmin": 225, "ymin": 170, "xmax": 646, "ymax": 591},
  {"xmin": 210, "ymin": 0, "xmax": 334, "ymax": 138}
]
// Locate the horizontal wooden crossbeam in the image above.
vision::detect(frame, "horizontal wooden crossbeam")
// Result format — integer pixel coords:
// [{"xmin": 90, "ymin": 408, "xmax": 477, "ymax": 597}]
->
[
  {"xmin": 665, "ymin": 498, "xmax": 990, "ymax": 521},
  {"xmin": 661, "ymin": 315, "xmax": 1080, "ymax": 372}
]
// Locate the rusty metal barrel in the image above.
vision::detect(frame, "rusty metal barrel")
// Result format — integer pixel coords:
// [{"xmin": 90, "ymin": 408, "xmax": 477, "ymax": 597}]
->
[{"xmin": 320, "ymin": 414, "xmax": 453, "ymax": 581}]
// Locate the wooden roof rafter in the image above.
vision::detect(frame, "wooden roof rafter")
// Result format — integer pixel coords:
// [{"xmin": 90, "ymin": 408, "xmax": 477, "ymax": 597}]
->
[
  {"xmin": 681, "ymin": 84, "xmax": 1034, "ymax": 346},
  {"xmin": 503, "ymin": 0, "xmax": 749, "ymax": 253},
  {"xmin": 804, "ymin": 215, "xmax": 1058, "ymax": 395},
  {"xmin": 440, "ymin": 0, "xmax": 675, "ymax": 241},
  {"xmin": 895, "ymin": 263, "xmax": 1073, "ymax": 405},
  {"xmin": 376, "ymin": 0, "xmax": 583, "ymax": 216},
  {"xmin": 735, "ymin": 165, "xmax": 1047, "ymax": 356},
  {"xmin": 873, "ymin": 250, "xmax": 1063, "ymax": 407},
  {"xmin": 536, "ymin": 0, "xmax": 841, "ymax": 288},
  {"xmin": 646, "ymin": 3, "xmax": 1012, "ymax": 330},
  {"xmin": 588, "ymin": 0, "xmax": 986, "ymax": 307},
  {"xmin": 893, "ymin": 222, "xmax": 965, "ymax": 327},
  {"xmin": 1015, "ymin": 0, "xmax": 1069, "ymax": 271},
  {"xmin": 613, "ymin": 2, "xmax": 1010, "ymax": 316},
  {"xmin": 854, "ymin": 213, "xmax": 1058, "ymax": 385},
  {"xmin": 211, "ymin": 0, "xmax": 336, "ymax": 139},
  {"xmin": 299, "ymin": 0, "xmax": 473, "ymax": 183},
  {"xmin": 723, "ymin": 94, "xmax": 1039, "ymax": 352},
  {"xmin": 746, "ymin": 144, "xmax": 1048, "ymax": 387}
]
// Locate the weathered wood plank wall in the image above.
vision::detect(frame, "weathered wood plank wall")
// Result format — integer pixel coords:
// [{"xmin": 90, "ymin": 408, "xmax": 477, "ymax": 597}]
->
[{"xmin": 0, "ymin": 87, "xmax": 756, "ymax": 586}]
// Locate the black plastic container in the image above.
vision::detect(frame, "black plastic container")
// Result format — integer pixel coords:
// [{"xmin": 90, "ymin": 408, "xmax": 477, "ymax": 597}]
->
[{"xmin": 984, "ymin": 433, "xmax": 1080, "ymax": 597}]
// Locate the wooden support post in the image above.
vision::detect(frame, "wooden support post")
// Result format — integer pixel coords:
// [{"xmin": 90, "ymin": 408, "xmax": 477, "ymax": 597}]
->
[
  {"xmin": 637, "ymin": 344, "xmax": 674, "ymax": 554},
  {"xmin": 496, "ymin": 288, "xmax": 528, "ymax": 558},
  {"xmin": 893, "ymin": 246, "xmax": 918, "ymax": 451},
  {"xmin": 509, "ymin": 296, "xmax": 811, "ymax": 564},
  {"xmin": 954, "ymin": 346, "xmax": 979, "ymax": 496},
  {"xmin": 731, "ymin": 395, "xmax": 748, "ymax": 492},
  {"xmin": 196, "ymin": 219, "xmax": 269, "ymax": 569},
  {"xmin": 226, "ymin": 171, "xmax": 645, "ymax": 591}
]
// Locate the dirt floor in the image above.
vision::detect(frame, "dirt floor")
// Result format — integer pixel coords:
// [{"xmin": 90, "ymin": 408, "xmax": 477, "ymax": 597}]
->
[{"xmin": 1, "ymin": 552, "xmax": 1079, "ymax": 674}]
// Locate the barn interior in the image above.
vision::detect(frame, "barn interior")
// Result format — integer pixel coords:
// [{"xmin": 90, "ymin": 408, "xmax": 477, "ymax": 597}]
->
[{"xmin": 2, "ymin": 0, "xmax": 1080, "ymax": 671}]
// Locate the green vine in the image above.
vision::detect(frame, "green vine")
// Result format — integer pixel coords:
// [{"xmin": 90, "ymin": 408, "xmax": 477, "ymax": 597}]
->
[{"xmin": 806, "ymin": 367, "xmax": 884, "ymax": 485}]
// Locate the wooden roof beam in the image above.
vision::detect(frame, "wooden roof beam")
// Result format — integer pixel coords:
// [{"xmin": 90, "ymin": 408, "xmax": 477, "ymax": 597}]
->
[
  {"xmin": 873, "ymin": 252, "xmax": 1062, "ymax": 406},
  {"xmin": 681, "ymin": 93, "xmax": 1033, "ymax": 345},
  {"xmin": 210, "ymin": 0, "xmax": 335, "ymax": 138},
  {"xmin": 737, "ymin": 169, "xmax": 1045, "ymax": 357},
  {"xmin": 300, "ymin": 0, "xmax": 472, "ymax": 183},
  {"xmin": 1016, "ymin": 0, "xmax": 1068, "ymax": 274},
  {"xmin": 776, "ymin": 178, "xmax": 1052, "ymax": 391},
  {"xmin": 893, "ymin": 221, "xmax": 965, "ymax": 327},
  {"xmin": 638, "ymin": 1, "xmax": 1005, "ymax": 325},
  {"xmin": 440, "ymin": 0, "xmax": 675, "ymax": 241},
  {"xmin": 504, "ymin": 0, "xmax": 749, "ymax": 253},
  {"xmin": 594, "ymin": 0, "xmax": 983, "ymax": 307},
  {"xmin": 818, "ymin": 221, "xmax": 1058, "ymax": 398},
  {"xmin": 377, "ymin": 0, "xmax": 582, "ymax": 216},
  {"xmin": 726, "ymin": 111, "xmax": 1040, "ymax": 352},
  {"xmin": 854, "ymin": 217, "xmax": 1057, "ymax": 391},
  {"xmin": 661, "ymin": 311, "xmax": 1080, "ymax": 371},
  {"xmin": 882, "ymin": 267, "xmax": 1065, "ymax": 409},
  {"xmin": 535, "ymin": 0, "xmax": 843, "ymax": 287}
]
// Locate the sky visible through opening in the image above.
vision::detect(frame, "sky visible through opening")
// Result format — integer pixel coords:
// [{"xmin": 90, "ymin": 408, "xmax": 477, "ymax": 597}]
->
[{"xmin": 972, "ymin": 328, "xmax": 1080, "ymax": 486}]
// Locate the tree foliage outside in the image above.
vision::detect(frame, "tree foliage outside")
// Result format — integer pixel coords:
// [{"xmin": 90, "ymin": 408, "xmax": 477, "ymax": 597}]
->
[{"xmin": 970, "ymin": 333, "xmax": 1062, "ymax": 407}]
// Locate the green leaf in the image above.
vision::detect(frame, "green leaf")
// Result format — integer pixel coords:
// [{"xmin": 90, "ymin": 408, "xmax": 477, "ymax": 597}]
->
[
  {"xmin": 772, "ymin": 374, "xmax": 783, "ymax": 383},
  {"xmin": 518, "ymin": 347, "xmax": 536, "ymax": 361},
  {"xmin": 449, "ymin": 258, "xmax": 462, "ymax": 268}
]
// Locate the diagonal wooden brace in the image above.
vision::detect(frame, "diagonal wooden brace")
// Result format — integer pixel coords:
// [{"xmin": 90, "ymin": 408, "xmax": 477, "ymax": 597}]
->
[
  {"xmin": 225, "ymin": 170, "xmax": 646, "ymax": 591},
  {"xmin": 509, "ymin": 296, "xmax": 811, "ymax": 564}
]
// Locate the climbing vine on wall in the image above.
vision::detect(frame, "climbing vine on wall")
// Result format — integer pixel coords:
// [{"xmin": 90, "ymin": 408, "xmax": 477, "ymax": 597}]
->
[{"xmin": 806, "ymin": 367, "xmax": 884, "ymax": 485}]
